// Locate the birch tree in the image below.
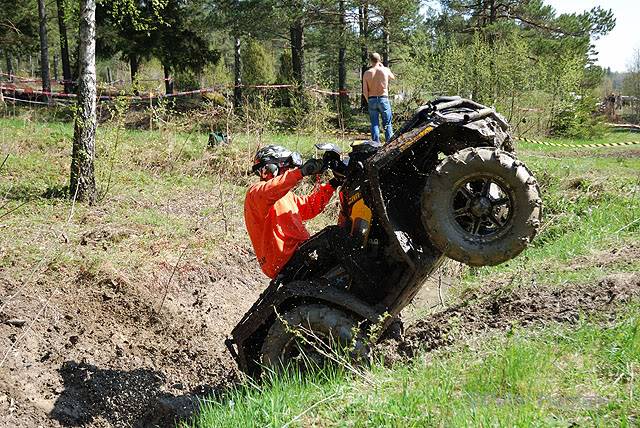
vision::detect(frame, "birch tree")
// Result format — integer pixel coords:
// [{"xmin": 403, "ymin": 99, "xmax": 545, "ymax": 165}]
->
[{"xmin": 70, "ymin": 0, "xmax": 97, "ymax": 204}]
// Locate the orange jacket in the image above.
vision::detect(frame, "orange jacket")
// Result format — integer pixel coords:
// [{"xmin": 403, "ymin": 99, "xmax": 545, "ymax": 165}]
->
[{"xmin": 244, "ymin": 168, "xmax": 335, "ymax": 278}]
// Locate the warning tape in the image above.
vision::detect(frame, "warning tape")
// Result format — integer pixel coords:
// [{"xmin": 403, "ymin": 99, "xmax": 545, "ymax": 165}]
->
[
  {"xmin": 516, "ymin": 136, "xmax": 640, "ymax": 148},
  {"xmin": 1, "ymin": 82, "xmax": 351, "ymax": 104},
  {"xmin": 1, "ymin": 85, "xmax": 76, "ymax": 98},
  {"xmin": 1, "ymin": 96, "xmax": 62, "ymax": 106}
]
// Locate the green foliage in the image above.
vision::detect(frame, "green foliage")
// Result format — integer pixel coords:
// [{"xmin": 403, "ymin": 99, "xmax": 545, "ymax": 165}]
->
[
  {"xmin": 0, "ymin": 0, "xmax": 38, "ymax": 55},
  {"xmin": 97, "ymin": 0, "xmax": 218, "ymax": 84},
  {"xmin": 391, "ymin": 27, "xmax": 610, "ymax": 137},
  {"xmin": 550, "ymin": 94, "xmax": 607, "ymax": 139},
  {"xmin": 276, "ymin": 50, "xmax": 293, "ymax": 84},
  {"xmin": 241, "ymin": 39, "xmax": 275, "ymax": 86},
  {"xmin": 105, "ymin": 0, "xmax": 168, "ymax": 31},
  {"xmin": 173, "ymin": 70, "xmax": 201, "ymax": 92}
]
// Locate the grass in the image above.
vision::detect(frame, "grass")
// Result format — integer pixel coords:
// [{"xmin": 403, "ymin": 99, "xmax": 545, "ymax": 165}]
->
[
  {"xmin": 187, "ymin": 130, "xmax": 639, "ymax": 427},
  {"xmin": 191, "ymin": 305, "xmax": 640, "ymax": 427},
  {"xmin": 188, "ymin": 130, "xmax": 639, "ymax": 427},
  {"xmin": 0, "ymin": 114, "xmax": 339, "ymax": 274},
  {"xmin": 1, "ymin": 111, "xmax": 639, "ymax": 427}
]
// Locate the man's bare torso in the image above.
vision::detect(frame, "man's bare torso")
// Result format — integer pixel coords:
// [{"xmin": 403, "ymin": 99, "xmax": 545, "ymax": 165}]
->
[{"xmin": 363, "ymin": 64, "xmax": 395, "ymax": 98}]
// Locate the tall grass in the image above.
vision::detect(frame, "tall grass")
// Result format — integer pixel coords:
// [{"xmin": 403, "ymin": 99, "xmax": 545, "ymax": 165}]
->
[{"xmin": 191, "ymin": 305, "xmax": 640, "ymax": 427}]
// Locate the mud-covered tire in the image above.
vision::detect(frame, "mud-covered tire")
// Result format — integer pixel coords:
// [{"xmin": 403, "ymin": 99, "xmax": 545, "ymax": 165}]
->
[
  {"xmin": 261, "ymin": 304, "xmax": 365, "ymax": 372},
  {"xmin": 422, "ymin": 147, "xmax": 542, "ymax": 266}
]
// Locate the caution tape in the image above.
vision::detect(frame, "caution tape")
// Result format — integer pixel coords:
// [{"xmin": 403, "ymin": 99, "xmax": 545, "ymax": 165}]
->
[
  {"xmin": 1, "ymin": 96, "xmax": 70, "ymax": 106},
  {"xmin": 516, "ymin": 136, "xmax": 640, "ymax": 148}
]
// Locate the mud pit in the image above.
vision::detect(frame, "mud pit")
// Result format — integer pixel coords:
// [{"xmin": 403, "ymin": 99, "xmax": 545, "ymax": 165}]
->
[
  {"xmin": 0, "ymin": 248, "xmax": 266, "ymax": 428},
  {"xmin": 1, "ymin": 254, "xmax": 638, "ymax": 428}
]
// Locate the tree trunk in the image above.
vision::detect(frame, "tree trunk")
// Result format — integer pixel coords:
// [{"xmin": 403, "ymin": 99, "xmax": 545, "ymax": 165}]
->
[
  {"xmin": 129, "ymin": 55, "xmax": 139, "ymax": 83},
  {"xmin": 73, "ymin": 42, "xmax": 80, "ymax": 84},
  {"xmin": 488, "ymin": 0, "xmax": 497, "ymax": 24},
  {"xmin": 53, "ymin": 54, "xmax": 59, "ymax": 82},
  {"xmin": 70, "ymin": 0, "xmax": 97, "ymax": 205},
  {"xmin": 290, "ymin": 20, "xmax": 305, "ymax": 86},
  {"xmin": 382, "ymin": 11, "xmax": 390, "ymax": 67},
  {"xmin": 36, "ymin": 0, "xmax": 51, "ymax": 95},
  {"xmin": 163, "ymin": 64, "xmax": 173, "ymax": 95},
  {"xmin": 5, "ymin": 53, "xmax": 12, "ymax": 81},
  {"xmin": 56, "ymin": 0, "xmax": 73, "ymax": 93},
  {"xmin": 233, "ymin": 35, "xmax": 242, "ymax": 107},
  {"xmin": 338, "ymin": 0, "xmax": 348, "ymax": 112},
  {"xmin": 359, "ymin": 2, "xmax": 369, "ymax": 110}
]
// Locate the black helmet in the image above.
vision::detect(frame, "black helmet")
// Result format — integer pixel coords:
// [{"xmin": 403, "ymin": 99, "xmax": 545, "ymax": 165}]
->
[{"xmin": 252, "ymin": 145, "xmax": 302, "ymax": 177}]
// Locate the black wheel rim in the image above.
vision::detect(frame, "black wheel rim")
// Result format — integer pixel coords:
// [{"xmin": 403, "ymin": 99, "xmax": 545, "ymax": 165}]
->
[{"xmin": 452, "ymin": 176, "xmax": 513, "ymax": 238}]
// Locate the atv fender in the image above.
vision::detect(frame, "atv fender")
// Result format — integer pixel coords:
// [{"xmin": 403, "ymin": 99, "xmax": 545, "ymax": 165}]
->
[{"xmin": 229, "ymin": 280, "xmax": 383, "ymax": 375}]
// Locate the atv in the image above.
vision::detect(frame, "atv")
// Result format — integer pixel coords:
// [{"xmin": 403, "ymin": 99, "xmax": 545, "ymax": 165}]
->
[{"xmin": 226, "ymin": 96, "xmax": 542, "ymax": 376}]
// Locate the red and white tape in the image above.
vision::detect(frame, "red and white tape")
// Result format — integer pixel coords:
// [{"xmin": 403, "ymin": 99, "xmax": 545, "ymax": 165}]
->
[{"xmin": 1, "ymin": 81, "xmax": 352, "ymax": 105}]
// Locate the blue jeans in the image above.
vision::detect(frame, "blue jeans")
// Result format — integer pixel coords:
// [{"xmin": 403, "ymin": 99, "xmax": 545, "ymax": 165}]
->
[{"xmin": 368, "ymin": 96, "xmax": 393, "ymax": 143}]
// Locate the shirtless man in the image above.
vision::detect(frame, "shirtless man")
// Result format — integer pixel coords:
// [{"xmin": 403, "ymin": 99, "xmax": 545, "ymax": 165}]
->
[{"xmin": 362, "ymin": 52, "xmax": 396, "ymax": 143}]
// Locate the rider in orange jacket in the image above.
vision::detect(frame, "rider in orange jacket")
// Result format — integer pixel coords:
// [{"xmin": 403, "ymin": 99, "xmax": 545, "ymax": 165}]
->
[{"xmin": 244, "ymin": 145, "xmax": 338, "ymax": 278}]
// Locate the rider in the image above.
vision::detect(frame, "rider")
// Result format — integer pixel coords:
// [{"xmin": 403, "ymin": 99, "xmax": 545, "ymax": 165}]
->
[{"xmin": 244, "ymin": 145, "xmax": 341, "ymax": 279}]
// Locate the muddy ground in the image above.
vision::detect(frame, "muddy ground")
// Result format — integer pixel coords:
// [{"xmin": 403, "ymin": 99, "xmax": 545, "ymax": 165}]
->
[
  {"xmin": 0, "ymin": 243, "xmax": 266, "ymax": 428},
  {"xmin": 1, "ymin": 248, "xmax": 638, "ymax": 427},
  {"xmin": 388, "ymin": 272, "xmax": 640, "ymax": 362}
]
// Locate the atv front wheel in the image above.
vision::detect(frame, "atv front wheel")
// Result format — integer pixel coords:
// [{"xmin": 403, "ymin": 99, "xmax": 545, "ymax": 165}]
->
[
  {"xmin": 261, "ymin": 304, "xmax": 365, "ymax": 372},
  {"xmin": 421, "ymin": 147, "xmax": 542, "ymax": 266}
]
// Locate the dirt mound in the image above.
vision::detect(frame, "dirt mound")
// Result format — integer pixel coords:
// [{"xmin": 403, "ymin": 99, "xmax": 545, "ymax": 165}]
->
[
  {"xmin": 0, "ymin": 248, "xmax": 266, "ymax": 428},
  {"xmin": 385, "ymin": 273, "xmax": 640, "ymax": 362}
]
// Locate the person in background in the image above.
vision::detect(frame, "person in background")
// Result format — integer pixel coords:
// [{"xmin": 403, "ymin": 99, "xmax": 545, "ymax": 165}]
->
[{"xmin": 362, "ymin": 52, "xmax": 396, "ymax": 143}]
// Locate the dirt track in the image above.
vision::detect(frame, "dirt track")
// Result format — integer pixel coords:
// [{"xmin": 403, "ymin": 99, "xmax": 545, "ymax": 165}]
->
[{"xmin": 1, "ymin": 250, "xmax": 639, "ymax": 427}]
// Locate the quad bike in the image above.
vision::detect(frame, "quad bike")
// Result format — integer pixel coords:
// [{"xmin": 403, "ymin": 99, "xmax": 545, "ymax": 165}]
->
[{"xmin": 226, "ymin": 96, "xmax": 543, "ymax": 376}]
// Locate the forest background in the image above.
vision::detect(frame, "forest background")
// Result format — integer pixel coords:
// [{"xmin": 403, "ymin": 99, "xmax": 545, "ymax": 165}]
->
[{"xmin": 1, "ymin": 0, "xmax": 639, "ymax": 138}]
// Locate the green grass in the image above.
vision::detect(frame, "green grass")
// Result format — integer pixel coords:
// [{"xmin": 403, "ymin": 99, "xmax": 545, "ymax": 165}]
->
[
  {"xmin": 186, "ymin": 129, "xmax": 639, "ymax": 427},
  {"xmin": 0, "ymin": 115, "xmax": 343, "ymax": 290},
  {"xmin": 1, "ymin": 113, "xmax": 639, "ymax": 427},
  {"xmin": 191, "ymin": 306, "xmax": 640, "ymax": 427},
  {"xmin": 516, "ymin": 130, "xmax": 640, "ymax": 150}
]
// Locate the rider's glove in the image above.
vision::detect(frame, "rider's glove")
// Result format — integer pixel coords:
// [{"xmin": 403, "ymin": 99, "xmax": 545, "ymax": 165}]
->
[{"xmin": 300, "ymin": 159, "xmax": 324, "ymax": 176}]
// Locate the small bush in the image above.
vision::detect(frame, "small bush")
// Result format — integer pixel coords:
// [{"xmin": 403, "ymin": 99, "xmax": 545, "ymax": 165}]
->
[{"xmin": 550, "ymin": 95, "xmax": 607, "ymax": 139}]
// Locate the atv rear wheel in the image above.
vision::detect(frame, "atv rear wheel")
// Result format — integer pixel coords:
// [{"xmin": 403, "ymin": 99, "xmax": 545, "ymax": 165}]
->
[
  {"xmin": 261, "ymin": 304, "xmax": 365, "ymax": 372},
  {"xmin": 421, "ymin": 147, "xmax": 542, "ymax": 266}
]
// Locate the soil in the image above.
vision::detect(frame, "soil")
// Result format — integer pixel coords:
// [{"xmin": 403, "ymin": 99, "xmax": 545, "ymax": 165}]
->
[
  {"xmin": 1, "ymin": 246, "xmax": 638, "ymax": 427},
  {"xmin": 0, "ymin": 246, "xmax": 266, "ymax": 428},
  {"xmin": 381, "ymin": 272, "xmax": 640, "ymax": 364}
]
